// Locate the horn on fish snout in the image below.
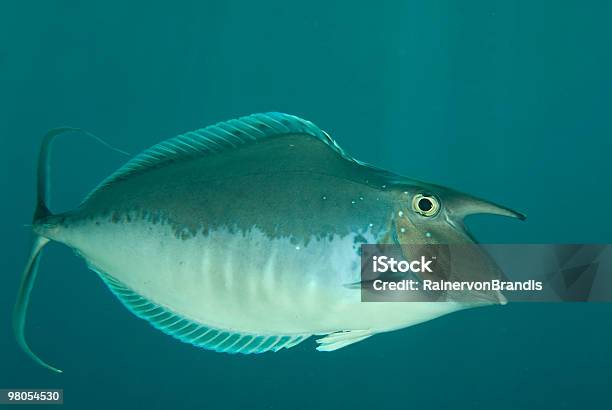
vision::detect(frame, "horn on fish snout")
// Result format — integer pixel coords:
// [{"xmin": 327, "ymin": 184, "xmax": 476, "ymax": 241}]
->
[{"xmin": 445, "ymin": 191, "xmax": 526, "ymax": 222}]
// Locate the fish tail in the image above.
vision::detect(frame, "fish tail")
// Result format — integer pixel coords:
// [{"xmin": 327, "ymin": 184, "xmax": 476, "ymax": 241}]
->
[
  {"xmin": 14, "ymin": 129, "xmax": 75, "ymax": 373},
  {"xmin": 14, "ymin": 128, "xmax": 128, "ymax": 373},
  {"xmin": 13, "ymin": 236, "xmax": 58, "ymax": 372},
  {"xmin": 32, "ymin": 128, "xmax": 130, "ymax": 223}
]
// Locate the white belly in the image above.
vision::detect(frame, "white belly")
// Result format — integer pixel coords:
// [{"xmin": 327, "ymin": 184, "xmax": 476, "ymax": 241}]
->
[{"xmin": 63, "ymin": 218, "xmax": 463, "ymax": 335}]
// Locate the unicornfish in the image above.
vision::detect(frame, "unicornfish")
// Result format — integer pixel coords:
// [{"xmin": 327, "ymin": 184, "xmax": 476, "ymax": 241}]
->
[{"xmin": 14, "ymin": 113, "xmax": 525, "ymax": 372}]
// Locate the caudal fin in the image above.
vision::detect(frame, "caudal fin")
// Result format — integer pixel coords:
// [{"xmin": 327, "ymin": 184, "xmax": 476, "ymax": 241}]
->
[
  {"xmin": 13, "ymin": 128, "xmax": 77, "ymax": 373},
  {"xmin": 14, "ymin": 128, "xmax": 129, "ymax": 373},
  {"xmin": 12, "ymin": 236, "xmax": 60, "ymax": 372}
]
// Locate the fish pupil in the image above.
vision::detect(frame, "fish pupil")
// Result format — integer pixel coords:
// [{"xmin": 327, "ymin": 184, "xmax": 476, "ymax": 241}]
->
[{"xmin": 418, "ymin": 198, "xmax": 433, "ymax": 212}]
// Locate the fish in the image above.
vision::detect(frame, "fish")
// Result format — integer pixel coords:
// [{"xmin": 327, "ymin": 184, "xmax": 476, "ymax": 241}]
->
[{"xmin": 14, "ymin": 113, "xmax": 525, "ymax": 372}]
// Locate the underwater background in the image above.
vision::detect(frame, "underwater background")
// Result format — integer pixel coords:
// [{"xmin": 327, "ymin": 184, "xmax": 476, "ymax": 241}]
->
[{"xmin": 1, "ymin": 1, "xmax": 611, "ymax": 409}]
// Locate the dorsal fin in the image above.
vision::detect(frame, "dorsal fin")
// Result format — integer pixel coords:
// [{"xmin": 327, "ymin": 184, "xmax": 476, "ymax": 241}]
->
[{"xmin": 84, "ymin": 112, "xmax": 356, "ymax": 202}]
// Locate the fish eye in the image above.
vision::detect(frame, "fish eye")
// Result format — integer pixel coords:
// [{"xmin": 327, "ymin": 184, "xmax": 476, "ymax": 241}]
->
[{"xmin": 412, "ymin": 194, "xmax": 440, "ymax": 217}]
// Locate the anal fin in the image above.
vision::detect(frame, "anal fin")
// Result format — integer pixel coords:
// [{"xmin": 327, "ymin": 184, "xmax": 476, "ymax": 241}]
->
[{"xmin": 95, "ymin": 270, "xmax": 310, "ymax": 354}]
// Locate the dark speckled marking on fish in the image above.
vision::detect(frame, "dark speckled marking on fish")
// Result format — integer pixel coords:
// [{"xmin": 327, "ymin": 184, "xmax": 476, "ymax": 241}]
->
[{"xmin": 75, "ymin": 134, "xmax": 399, "ymax": 243}]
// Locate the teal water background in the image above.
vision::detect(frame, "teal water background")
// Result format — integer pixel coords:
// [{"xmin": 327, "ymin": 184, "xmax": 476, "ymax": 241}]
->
[{"xmin": 1, "ymin": 1, "xmax": 611, "ymax": 409}]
